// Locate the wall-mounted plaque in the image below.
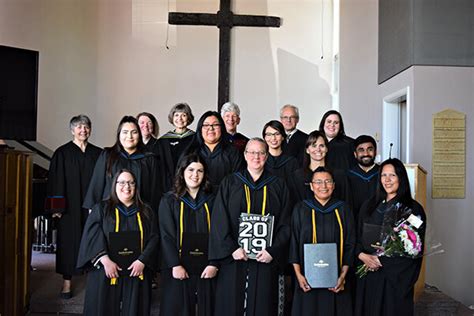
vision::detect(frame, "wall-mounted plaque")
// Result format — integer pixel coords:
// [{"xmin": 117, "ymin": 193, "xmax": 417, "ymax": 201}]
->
[{"xmin": 432, "ymin": 109, "xmax": 466, "ymax": 199}]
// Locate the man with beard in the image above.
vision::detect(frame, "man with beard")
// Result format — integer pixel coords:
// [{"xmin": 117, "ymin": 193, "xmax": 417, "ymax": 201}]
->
[{"xmin": 347, "ymin": 135, "xmax": 380, "ymax": 223}]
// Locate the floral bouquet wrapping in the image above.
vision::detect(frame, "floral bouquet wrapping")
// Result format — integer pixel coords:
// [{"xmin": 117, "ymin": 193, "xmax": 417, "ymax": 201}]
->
[{"xmin": 356, "ymin": 203, "xmax": 424, "ymax": 278}]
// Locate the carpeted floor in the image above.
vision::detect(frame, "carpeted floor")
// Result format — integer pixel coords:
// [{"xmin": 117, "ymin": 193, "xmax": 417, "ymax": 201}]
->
[{"xmin": 28, "ymin": 251, "xmax": 160, "ymax": 315}]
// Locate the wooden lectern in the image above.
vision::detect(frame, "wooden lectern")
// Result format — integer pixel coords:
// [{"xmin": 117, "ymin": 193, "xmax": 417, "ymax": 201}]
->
[
  {"xmin": 0, "ymin": 149, "xmax": 33, "ymax": 316},
  {"xmin": 405, "ymin": 163, "xmax": 428, "ymax": 301}
]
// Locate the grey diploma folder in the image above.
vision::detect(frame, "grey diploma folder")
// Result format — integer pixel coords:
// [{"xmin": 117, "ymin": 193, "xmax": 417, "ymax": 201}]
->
[{"xmin": 304, "ymin": 243, "xmax": 338, "ymax": 288}]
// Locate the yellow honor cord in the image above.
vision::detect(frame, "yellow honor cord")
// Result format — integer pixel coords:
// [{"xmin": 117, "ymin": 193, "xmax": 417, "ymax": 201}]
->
[
  {"xmin": 179, "ymin": 201, "xmax": 212, "ymax": 256},
  {"xmin": 244, "ymin": 184, "xmax": 267, "ymax": 215},
  {"xmin": 334, "ymin": 209, "xmax": 344, "ymax": 268},
  {"xmin": 311, "ymin": 208, "xmax": 344, "ymax": 268},
  {"xmin": 312, "ymin": 209, "xmax": 317, "ymax": 244},
  {"xmin": 204, "ymin": 202, "xmax": 211, "ymax": 232},
  {"xmin": 111, "ymin": 208, "xmax": 145, "ymax": 284}
]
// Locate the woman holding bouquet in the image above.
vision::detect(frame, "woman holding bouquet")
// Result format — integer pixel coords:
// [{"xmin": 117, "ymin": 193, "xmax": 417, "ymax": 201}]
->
[{"xmin": 355, "ymin": 158, "xmax": 426, "ymax": 316}]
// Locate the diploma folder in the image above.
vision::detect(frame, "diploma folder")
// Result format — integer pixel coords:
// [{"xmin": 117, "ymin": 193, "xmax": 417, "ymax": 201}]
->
[
  {"xmin": 108, "ymin": 231, "xmax": 141, "ymax": 276},
  {"xmin": 304, "ymin": 243, "xmax": 338, "ymax": 288},
  {"xmin": 181, "ymin": 232, "xmax": 209, "ymax": 275}
]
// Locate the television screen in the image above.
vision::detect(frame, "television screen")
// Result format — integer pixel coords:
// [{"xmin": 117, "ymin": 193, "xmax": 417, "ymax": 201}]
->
[{"xmin": 0, "ymin": 45, "xmax": 39, "ymax": 141}]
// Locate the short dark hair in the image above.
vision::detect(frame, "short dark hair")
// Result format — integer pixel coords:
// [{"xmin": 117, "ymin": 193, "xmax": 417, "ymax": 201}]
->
[
  {"xmin": 168, "ymin": 103, "xmax": 194, "ymax": 126},
  {"xmin": 107, "ymin": 169, "xmax": 152, "ymax": 220},
  {"xmin": 173, "ymin": 153, "xmax": 212, "ymax": 198},
  {"xmin": 318, "ymin": 110, "xmax": 346, "ymax": 138},
  {"xmin": 262, "ymin": 120, "xmax": 287, "ymax": 140},
  {"xmin": 136, "ymin": 112, "xmax": 159, "ymax": 137},
  {"xmin": 353, "ymin": 135, "xmax": 377, "ymax": 151},
  {"xmin": 311, "ymin": 166, "xmax": 334, "ymax": 180}
]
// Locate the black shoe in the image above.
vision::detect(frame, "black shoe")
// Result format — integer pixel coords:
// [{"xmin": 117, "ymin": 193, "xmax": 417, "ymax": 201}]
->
[{"xmin": 60, "ymin": 291, "xmax": 72, "ymax": 299}]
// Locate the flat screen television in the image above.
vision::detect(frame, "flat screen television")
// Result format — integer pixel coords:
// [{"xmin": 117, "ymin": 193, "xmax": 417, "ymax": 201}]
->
[{"xmin": 0, "ymin": 45, "xmax": 39, "ymax": 141}]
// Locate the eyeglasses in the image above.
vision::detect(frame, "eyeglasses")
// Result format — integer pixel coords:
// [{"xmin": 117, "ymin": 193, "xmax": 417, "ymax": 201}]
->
[
  {"xmin": 202, "ymin": 123, "xmax": 221, "ymax": 130},
  {"xmin": 245, "ymin": 151, "xmax": 267, "ymax": 157},
  {"xmin": 311, "ymin": 179, "xmax": 334, "ymax": 186},
  {"xmin": 264, "ymin": 132, "xmax": 281, "ymax": 138},
  {"xmin": 116, "ymin": 181, "xmax": 136, "ymax": 187},
  {"xmin": 280, "ymin": 116, "xmax": 298, "ymax": 121}
]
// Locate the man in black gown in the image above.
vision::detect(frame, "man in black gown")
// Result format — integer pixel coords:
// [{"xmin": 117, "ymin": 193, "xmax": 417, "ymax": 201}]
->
[
  {"xmin": 280, "ymin": 104, "xmax": 308, "ymax": 165},
  {"xmin": 347, "ymin": 135, "xmax": 380, "ymax": 222},
  {"xmin": 45, "ymin": 115, "xmax": 102, "ymax": 298},
  {"xmin": 209, "ymin": 138, "xmax": 291, "ymax": 316}
]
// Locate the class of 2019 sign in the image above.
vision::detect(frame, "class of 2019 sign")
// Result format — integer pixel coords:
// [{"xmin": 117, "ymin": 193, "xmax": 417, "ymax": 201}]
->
[{"xmin": 238, "ymin": 213, "xmax": 274, "ymax": 259}]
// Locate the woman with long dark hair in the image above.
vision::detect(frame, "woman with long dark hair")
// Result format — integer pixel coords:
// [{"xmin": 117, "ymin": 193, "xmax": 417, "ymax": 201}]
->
[
  {"xmin": 262, "ymin": 120, "xmax": 299, "ymax": 179},
  {"xmin": 290, "ymin": 167, "xmax": 355, "ymax": 316},
  {"xmin": 318, "ymin": 110, "xmax": 355, "ymax": 172},
  {"xmin": 83, "ymin": 116, "xmax": 164, "ymax": 212},
  {"xmin": 288, "ymin": 130, "xmax": 351, "ymax": 204},
  {"xmin": 77, "ymin": 169, "xmax": 159, "ymax": 315},
  {"xmin": 159, "ymin": 153, "xmax": 217, "ymax": 315},
  {"xmin": 355, "ymin": 158, "xmax": 426, "ymax": 316},
  {"xmin": 186, "ymin": 111, "xmax": 243, "ymax": 189}
]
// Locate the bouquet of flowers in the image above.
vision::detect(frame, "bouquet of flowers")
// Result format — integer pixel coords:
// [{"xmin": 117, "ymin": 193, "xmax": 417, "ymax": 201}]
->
[{"xmin": 356, "ymin": 203, "xmax": 424, "ymax": 278}]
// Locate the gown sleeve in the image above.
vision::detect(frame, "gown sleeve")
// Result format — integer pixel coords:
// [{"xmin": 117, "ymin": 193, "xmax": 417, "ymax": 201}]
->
[
  {"xmin": 208, "ymin": 177, "xmax": 240, "ymax": 261},
  {"xmin": 77, "ymin": 203, "xmax": 108, "ymax": 269},
  {"xmin": 342, "ymin": 203, "xmax": 356, "ymax": 267},
  {"xmin": 289, "ymin": 203, "xmax": 303, "ymax": 264},
  {"xmin": 265, "ymin": 180, "xmax": 291, "ymax": 269},
  {"xmin": 83, "ymin": 151, "xmax": 108, "ymax": 210},
  {"xmin": 158, "ymin": 195, "xmax": 181, "ymax": 269},
  {"xmin": 138, "ymin": 210, "xmax": 160, "ymax": 270},
  {"xmin": 45, "ymin": 147, "xmax": 67, "ymax": 214}
]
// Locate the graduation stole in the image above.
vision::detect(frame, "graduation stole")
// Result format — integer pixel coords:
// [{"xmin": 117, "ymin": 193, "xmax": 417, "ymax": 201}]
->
[
  {"xmin": 178, "ymin": 201, "xmax": 211, "ymax": 255},
  {"xmin": 235, "ymin": 171, "xmax": 277, "ymax": 215},
  {"xmin": 110, "ymin": 208, "xmax": 144, "ymax": 285},
  {"xmin": 308, "ymin": 203, "xmax": 344, "ymax": 268}
]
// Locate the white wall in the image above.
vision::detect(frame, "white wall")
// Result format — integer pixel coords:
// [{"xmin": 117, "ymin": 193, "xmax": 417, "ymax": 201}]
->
[{"xmin": 340, "ymin": 0, "xmax": 474, "ymax": 307}]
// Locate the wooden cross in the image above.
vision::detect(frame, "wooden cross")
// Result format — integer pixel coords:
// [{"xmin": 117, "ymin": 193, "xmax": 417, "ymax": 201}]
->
[{"xmin": 169, "ymin": 0, "xmax": 281, "ymax": 111}]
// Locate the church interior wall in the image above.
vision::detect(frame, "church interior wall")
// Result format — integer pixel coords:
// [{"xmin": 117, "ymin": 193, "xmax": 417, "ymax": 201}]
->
[{"xmin": 340, "ymin": 0, "xmax": 473, "ymax": 307}]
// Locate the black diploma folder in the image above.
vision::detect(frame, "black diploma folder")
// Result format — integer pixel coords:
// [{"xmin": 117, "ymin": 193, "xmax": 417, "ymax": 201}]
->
[
  {"xmin": 181, "ymin": 232, "xmax": 209, "ymax": 275},
  {"xmin": 304, "ymin": 243, "xmax": 338, "ymax": 288},
  {"xmin": 108, "ymin": 231, "xmax": 141, "ymax": 276}
]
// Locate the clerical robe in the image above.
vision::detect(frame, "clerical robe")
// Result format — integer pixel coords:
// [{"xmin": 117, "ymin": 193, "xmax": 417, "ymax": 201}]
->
[
  {"xmin": 282, "ymin": 129, "xmax": 308, "ymax": 165},
  {"xmin": 45, "ymin": 141, "xmax": 102, "ymax": 277},
  {"xmin": 77, "ymin": 202, "xmax": 159, "ymax": 316},
  {"xmin": 159, "ymin": 191, "xmax": 216, "ymax": 316},
  {"xmin": 289, "ymin": 197, "xmax": 355, "ymax": 316},
  {"xmin": 209, "ymin": 170, "xmax": 291, "ymax": 316}
]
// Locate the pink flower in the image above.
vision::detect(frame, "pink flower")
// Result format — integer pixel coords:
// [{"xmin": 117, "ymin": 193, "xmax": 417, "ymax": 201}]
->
[{"xmin": 406, "ymin": 228, "xmax": 418, "ymax": 246}]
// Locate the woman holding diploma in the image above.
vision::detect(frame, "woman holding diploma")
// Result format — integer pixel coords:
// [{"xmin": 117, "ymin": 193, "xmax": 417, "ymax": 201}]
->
[
  {"xmin": 159, "ymin": 153, "xmax": 217, "ymax": 316},
  {"xmin": 289, "ymin": 167, "xmax": 355, "ymax": 316},
  {"xmin": 77, "ymin": 169, "xmax": 159, "ymax": 316},
  {"xmin": 355, "ymin": 158, "xmax": 426, "ymax": 316}
]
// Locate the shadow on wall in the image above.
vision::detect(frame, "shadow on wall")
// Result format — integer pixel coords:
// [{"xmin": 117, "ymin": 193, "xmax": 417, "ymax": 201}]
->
[{"xmin": 277, "ymin": 48, "xmax": 331, "ymax": 131}]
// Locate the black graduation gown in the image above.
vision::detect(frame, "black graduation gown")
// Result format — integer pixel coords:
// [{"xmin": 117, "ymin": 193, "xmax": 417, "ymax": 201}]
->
[
  {"xmin": 83, "ymin": 150, "xmax": 163, "ymax": 214},
  {"xmin": 144, "ymin": 136, "xmax": 174, "ymax": 191},
  {"xmin": 45, "ymin": 141, "xmax": 102, "ymax": 276},
  {"xmin": 227, "ymin": 132, "xmax": 249, "ymax": 155},
  {"xmin": 289, "ymin": 197, "xmax": 355, "ymax": 316},
  {"xmin": 288, "ymin": 167, "xmax": 352, "ymax": 207},
  {"xmin": 265, "ymin": 153, "xmax": 299, "ymax": 180},
  {"xmin": 159, "ymin": 191, "xmax": 216, "ymax": 316},
  {"xmin": 77, "ymin": 202, "xmax": 159, "ymax": 316},
  {"xmin": 355, "ymin": 198, "xmax": 426, "ymax": 316},
  {"xmin": 209, "ymin": 170, "xmax": 291, "ymax": 316},
  {"xmin": 326, "ymin": 135, "xmax": 355, "ymax": 172},
  {"xmin": 282, "ymin": 129, "xmax": 308, "ymax": 165},
  {"xmin": 347, "ymin": 164, "xmax": 380, "ymax": 221},
  {"xmin": 160, "ymin": 129, "xmax": 196, "ymax": 165},
  {"xmin": 197, "ymin": 142, "xmax": 244, "ymax": 189}
]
